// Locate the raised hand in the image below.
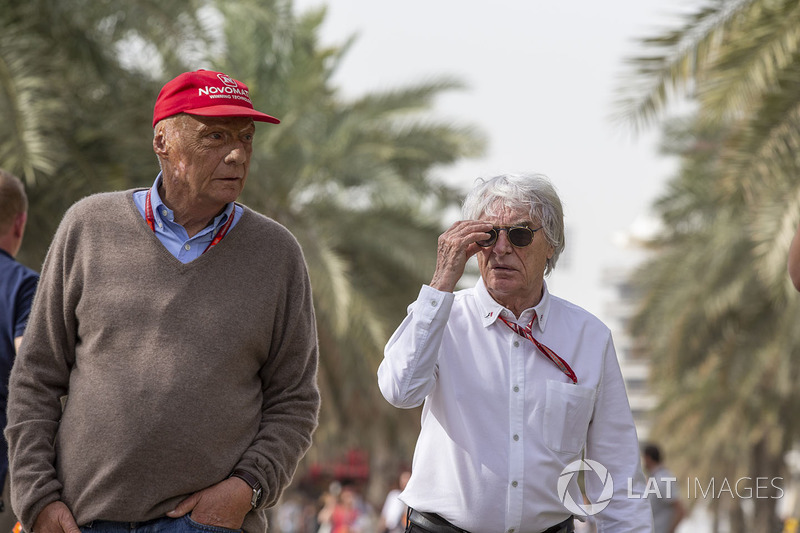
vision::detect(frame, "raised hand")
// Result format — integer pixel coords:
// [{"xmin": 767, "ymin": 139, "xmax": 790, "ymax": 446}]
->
[{"xmin": 430, "ymin": 220, "xmax": 493, "ymax": 293}]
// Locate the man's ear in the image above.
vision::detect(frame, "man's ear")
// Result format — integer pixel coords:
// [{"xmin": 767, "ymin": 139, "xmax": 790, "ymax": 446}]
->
[
  {"xmin": 13, "ymin": 212, "xmax": 26, "ymax": 239},
  {"xmin": 153, "ymin": 125, "xmax": 168, "ymax": 157}
]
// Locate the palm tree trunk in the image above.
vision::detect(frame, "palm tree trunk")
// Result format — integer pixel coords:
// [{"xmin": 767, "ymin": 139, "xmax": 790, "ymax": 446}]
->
[
  {"xmin": 750, "ymin": 437, "xmax": 784, "ymax": 533},
  {"xmin": 711, "ymin": 498, "xmax": 720, "ymax": 533},
  {"xmin": 729, "ymin": 499, "xmax": 746, "ymax": 533}
]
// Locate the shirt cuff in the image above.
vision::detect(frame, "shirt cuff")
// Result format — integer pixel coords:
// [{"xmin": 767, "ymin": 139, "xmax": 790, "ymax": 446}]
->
[{"xmin": 417, "ymin": 285, "xmax": 455, "ymax": 319}]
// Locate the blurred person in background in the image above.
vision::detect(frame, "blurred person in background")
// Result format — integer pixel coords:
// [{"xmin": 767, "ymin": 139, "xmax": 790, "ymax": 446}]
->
[
  {"xmin": 378, "ymin": 470, "xmax": 410, "ymax": 533},
  {"xmin": 642, "ymin": 444, "xmax": 685, "ymax": 533},
  {"xmin": 0, "ymin": 169, "xmax": 39, "ymax": 532},
  {"xmin": 330, "ymin": 485, "xmax": 360, "ymax": 533},
  {"xmin": 789, "ymin": 221, "xmax": 800, "ymax": 291}
]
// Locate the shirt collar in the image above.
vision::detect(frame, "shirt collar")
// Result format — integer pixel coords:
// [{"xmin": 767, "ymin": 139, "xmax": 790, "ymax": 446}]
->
[
  {"xmin": 475, "ymin": 277, "xmax": 552, "ymax": 333},
  {"xmin": 475, "ymin": 278, "xmax": 504, "ymax": 327},
  {"xmin": 149, "ymin": 173, "xmax": 235, "ymax": 231}
]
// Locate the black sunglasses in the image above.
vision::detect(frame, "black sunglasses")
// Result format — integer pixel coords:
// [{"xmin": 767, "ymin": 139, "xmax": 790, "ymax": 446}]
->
[{"xmin": 477, "ymin": 225, "xmax": 543, "ymax": 248}]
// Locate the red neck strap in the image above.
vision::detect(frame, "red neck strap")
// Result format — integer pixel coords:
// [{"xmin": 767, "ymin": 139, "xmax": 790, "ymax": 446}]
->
[{"xmin": 145, "ymin": 188, "xmax": 235, "ymax": 254}]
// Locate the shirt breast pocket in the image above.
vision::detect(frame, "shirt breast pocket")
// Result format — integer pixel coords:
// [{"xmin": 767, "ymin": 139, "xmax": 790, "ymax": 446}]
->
[{"xmin": 543, "ymin": 380, "xmax": 596, "ymax": 454}]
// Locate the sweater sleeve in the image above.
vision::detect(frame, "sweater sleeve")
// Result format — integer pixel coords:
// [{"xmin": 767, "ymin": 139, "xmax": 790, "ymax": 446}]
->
[
  {"xmin": 5, "ymin": 205, "xmax": 83, "ymax": 531},
  {"xmin": 235, "ymin": 239, "xmax": 320, "ymax": 509}
]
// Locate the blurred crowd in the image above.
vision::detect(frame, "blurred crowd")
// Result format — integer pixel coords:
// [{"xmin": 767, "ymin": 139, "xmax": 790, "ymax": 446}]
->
[
  {"xmin": 272, "ymin": 483, "xmax": 376, "ymax": 533},
  {"xmin": 271, "ymin": 470, "xmax": 410, "ymax": 533}
]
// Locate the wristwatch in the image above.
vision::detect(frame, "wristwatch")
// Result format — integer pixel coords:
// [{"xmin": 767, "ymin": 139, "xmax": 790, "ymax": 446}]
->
[{"xmin": 230, "ymin": 469, "xmax": 263, "ymax": 509}]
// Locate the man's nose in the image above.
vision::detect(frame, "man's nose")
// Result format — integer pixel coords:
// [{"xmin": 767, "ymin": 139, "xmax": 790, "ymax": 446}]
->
[
  {"xmin": 225, "ymin": 144, "xmax": 248, "ymax": 165},
  {"xmin": 493, "ymin": 229, "xmax": 513, "ymax": 253}
]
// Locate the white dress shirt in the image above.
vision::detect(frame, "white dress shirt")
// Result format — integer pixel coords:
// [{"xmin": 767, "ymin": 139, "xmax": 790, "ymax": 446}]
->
[{"xmin": 378, "ymin": 279, "xmax": 654, "ymax": 533}]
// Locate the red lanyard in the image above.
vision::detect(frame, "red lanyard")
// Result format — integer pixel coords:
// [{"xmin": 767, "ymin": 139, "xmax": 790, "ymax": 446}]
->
[
  {"xmin": 499, "ymin": 314, "xmax": 578, "ymax": 384},
  {"xmin": 145, "ymin": 188, "xmax": 235, "ymax": 254}
]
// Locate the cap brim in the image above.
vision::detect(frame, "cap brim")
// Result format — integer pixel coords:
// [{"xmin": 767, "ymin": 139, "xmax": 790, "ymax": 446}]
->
[{"xmin": 185, "ymin": 105, "xmax": 280, "ymax": 124}]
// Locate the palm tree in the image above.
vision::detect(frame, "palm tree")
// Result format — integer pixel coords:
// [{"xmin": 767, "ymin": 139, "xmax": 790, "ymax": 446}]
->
[
  {"xmin": 616, "ymin": 0, "xmax": 800, "ymax": 293},
  {"xmin": 616, "ymin": 2, "xmax": 800, "ymax": 530}
]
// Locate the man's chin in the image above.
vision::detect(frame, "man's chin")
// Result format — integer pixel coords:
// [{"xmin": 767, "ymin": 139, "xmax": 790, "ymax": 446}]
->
[
  {"xmin": 212, "ymin": 187, "xmax": 243, "ymax": 205},
  {"xmin": 487, "ymin": 270, "xmax": 520, "ymax": 283},
  {"xmin": 485, "ymin": 278, "xmax": 522, "ymax": 296}
]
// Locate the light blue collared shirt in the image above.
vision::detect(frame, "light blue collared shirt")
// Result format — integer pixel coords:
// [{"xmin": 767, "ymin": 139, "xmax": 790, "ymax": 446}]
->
[{"xmin": 133, "ymin": 174, "xmax": 242, "ymax": 263}]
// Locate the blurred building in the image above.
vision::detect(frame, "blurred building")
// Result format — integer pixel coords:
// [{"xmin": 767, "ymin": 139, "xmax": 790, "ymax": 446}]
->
[{"xmin": 601, "ymin": 266, "xmax": 656, "ymax": 441}]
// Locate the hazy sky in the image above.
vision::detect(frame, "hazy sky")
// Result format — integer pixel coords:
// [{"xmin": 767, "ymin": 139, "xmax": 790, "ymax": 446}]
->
[{"xmin": 291, "ymin": 0, "xmax": 695, "ymax": 323}]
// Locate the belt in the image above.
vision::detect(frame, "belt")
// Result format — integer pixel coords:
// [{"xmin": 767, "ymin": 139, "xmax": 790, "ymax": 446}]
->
[
  {"xmin": 407, "ymin": 509, "xmax": 573, "ymax": 533},
  {"xmin": 407, "ymin": 510, "xmax": 469, "ymax": 533},
  {"xmin": 541, "ymin": 516, "xmax": 574, "ymax": 533}
]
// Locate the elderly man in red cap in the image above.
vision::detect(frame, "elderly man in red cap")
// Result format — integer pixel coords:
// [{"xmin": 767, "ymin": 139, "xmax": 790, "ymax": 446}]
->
[{"xmin": 5, "ymin": 70, "xmax": 320, "ymax": 533}]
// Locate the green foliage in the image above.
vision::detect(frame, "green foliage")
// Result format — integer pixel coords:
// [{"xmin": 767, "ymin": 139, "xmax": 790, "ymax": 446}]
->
[
  {"xmin": 0, "ymin": 0, "xmax": 211, "ymax": 262},
  {"xmin": 618, "ymin": 0, "xmax": 800, "ymax": 529}
]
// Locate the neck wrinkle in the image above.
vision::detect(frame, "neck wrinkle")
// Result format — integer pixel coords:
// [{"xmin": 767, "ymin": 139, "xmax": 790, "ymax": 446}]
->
[
  {"xmin": 158, "ymin": 182, "xmax": 225, "ymax": 238},
  {"xmin": 489, "ymin": 285, "xmax": 544, "ymax": 320}
]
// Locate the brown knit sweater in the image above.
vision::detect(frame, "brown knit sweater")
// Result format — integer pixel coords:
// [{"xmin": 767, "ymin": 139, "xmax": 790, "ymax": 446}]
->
[{"xmin": 5, "ymin": 191, "xmax": 320, "ymax": 532}]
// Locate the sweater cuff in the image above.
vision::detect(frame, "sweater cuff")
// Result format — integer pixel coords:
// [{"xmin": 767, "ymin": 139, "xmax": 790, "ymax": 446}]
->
[{"xmin": 20, "ymin": 492, "xmax": 61, "ymax": 533}]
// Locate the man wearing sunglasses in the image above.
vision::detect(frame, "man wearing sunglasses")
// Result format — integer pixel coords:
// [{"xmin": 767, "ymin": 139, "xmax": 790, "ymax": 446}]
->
[{"xmin": 378, "ymin": 173, "xmax": 652, "ymax": 533}]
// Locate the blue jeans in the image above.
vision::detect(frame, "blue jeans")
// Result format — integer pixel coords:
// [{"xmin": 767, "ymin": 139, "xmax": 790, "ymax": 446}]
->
[{"xmin": 80, "ymin": 516, "xmax": 241, "ymax": 533}]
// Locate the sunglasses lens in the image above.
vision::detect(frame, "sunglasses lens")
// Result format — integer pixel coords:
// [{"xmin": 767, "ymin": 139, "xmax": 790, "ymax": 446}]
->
[
  {"xmin": 508, "ymin": 227, "xmax": 533, "ymax": 247},
  {"xmin": 477, "ymin": 228, "xmax": 498, "ymax": 247}
]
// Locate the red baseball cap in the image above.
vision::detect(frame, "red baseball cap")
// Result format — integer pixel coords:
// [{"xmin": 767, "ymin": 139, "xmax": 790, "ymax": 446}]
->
[{"xmin": 152, "ymin": 69, "xmax": 280, "ymax": 127}]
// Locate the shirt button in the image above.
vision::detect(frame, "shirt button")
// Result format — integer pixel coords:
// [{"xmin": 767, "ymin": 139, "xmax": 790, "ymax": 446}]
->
[
  {"xmin": 184, "ymin": 244, "xmax": 191, "ymax": 251},
  {"xmin": 513, "ymin": 341, "xmax": 519, "ymax": 347},
  {"xmin": 513, "ymin": 434, "xmax": 519, "ymax": 441},
  {"xmin": 157, "ymin": 222, "xmax": 163, "ymax": 229},
  {"xmin": 508, "ymin": 530, "xmax": 515, "ymax": 533},
  {"xmin": 513, "ymin": 386, "xmax": 519, "ymax": 393},
  {"xmin": 430, "ymin": 300, "xmax": 437, "ymax": 307},
  {"xmin": 511, "ymin": 481, "xmax": 518, "ymax": 488},
  {"xmin": 161, "ymin": 209, "xmax": 168, "ymax": 216}
]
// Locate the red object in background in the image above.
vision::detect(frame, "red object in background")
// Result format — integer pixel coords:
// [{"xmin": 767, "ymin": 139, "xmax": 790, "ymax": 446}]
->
[{"xmin": 307, "ymin": 448, "xmax": 370, "ymax": 483}]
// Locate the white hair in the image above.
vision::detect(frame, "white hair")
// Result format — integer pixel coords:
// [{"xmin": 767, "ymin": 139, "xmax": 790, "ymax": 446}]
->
[{"xmin": 462, "ymin": 172, "xmax": 565, "ymax": 275}]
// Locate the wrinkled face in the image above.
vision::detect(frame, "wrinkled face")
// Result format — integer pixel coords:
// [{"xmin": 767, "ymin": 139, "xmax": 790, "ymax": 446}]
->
[
  {"xmin": 156, "ymin": 114, "xmax": 255, "ymax": 212},
  {"xmin": 476, "ymin": 204, "xmax": 554, "ymax": 310}
]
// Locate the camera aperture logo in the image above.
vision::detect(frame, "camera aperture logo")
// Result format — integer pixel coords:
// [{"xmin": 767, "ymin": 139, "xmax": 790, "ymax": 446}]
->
[{"xmin": 558, "ymin": 459, "xmax": 614, "ymax": 516}]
